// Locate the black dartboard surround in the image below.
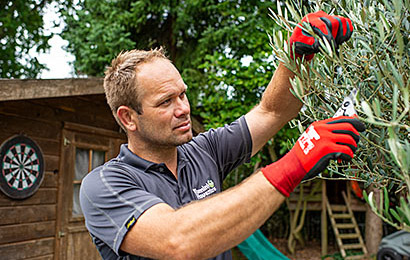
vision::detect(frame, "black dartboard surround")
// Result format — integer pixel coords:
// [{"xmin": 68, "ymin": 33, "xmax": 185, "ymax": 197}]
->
[{"xmin": 0, "ymin": 135, "xmax": 45, "ymax": 199}]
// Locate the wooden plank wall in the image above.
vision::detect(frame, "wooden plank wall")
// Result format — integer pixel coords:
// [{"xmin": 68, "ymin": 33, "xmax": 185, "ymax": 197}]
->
[{"xmin": 0, "ymin": 94, "xmax": 121, "ymax": 260}]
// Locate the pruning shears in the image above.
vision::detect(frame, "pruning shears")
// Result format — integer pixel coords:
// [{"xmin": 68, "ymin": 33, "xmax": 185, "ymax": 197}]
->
[
  {"xmin": 333, "ymin": 88, "xmax": 358, "ymax": 117},
  {"xmin": 301, "ymin": 88, "xmax": 360, "ymax": 183},
  {"xmin": 333, "ymin": 87, "xmax": 359, "ymax": 164}
]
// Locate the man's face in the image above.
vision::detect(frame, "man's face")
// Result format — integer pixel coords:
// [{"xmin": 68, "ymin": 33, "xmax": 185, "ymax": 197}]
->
[{"xmin": 134, "ymin": 58, "xmax": 192, "ymax": 148}]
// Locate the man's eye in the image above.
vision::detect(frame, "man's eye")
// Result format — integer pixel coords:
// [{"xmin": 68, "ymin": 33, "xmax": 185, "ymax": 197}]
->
[
  {"xmin": 180, "ymin": 91, "xmax": 186, "ymax": 98},
  {"xmin": 161, "ymin": 99, "xmax": 171, "ymax": 105}
]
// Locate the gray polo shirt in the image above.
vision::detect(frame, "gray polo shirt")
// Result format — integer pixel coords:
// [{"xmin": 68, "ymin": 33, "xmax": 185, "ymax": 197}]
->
[{"xmin": 80, "ymin": 116, "xmax": 252, "ymax": 260}]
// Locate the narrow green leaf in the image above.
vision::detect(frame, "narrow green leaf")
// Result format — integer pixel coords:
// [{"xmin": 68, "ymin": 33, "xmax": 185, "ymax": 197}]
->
[
  {"xmin": 361, "ymin": 100, "xmax": 375, "ymax": 122},
  {"xmin": 394, "ymin": 26, "xmax": 404, "ymax": 57},
  {"xmin": 392, "ymin": 83, "xmax": 398, "ymax": 120},
  {"xmin": 400, "ymin": 196, "xmax": 410, "ymax": 225},
  {"xmin": 367, "ymin": 157, "xmax": 374, "ymax": 171},
  {"xmin": 380, "ymin": 188, "xmax": 384, "ymax": 215},
  {"xmin": 396, "ymin": 206, "xmax": 407, "ymax": 223},
  {"xmin": 392, "ymin": 0, "xmax": 403, "ymax": 18},
  {"xmin": 383, "ymin": 187, "xmax": 391, "ymax": 218},
  {"xmin": 388, "ymin": 128, "xmax": 404, "ymax": 169},
  {"xmin": 360, "ymin": 8, "xmax": 366, "ymax": 22},
  {"xmin": 284, "ymin": 2, "xmax": 300, "ymax": 22},
  {"xmin": 403, "ymin": 140, "xmax": 410, "ymax": 174},
  {"xmin": 292, "ymin": 76, "xmax": 304, "ymax": 99},
  {"xmin": 388, "ymin": 181, "xmax": 395, "ymax": 191},
  {"xmin": 390, "ymin": 208, "xmax": 403, "ymax": 223},
  {"xmin": 359, "ymin": 40, "xmax": 373, "ymax": 53},
  {"xmin": 379, "ymin": 12, "xmax": 391, "ymax": 31},
  {"xmin": 388, "ymin": 58, "xmax": 404, "ymax": 88},
  {"xmin": 276, "ymin": 2, "xmax": 282, "ymax": 18},
  {"xmin": 379, "ymin": 128, "xmax": 386, "ymax": 144},
  {"xmin": 398, "ymin": 85, "xmax": 409, "ymax": 121},
  {"xmin": 297, "ymin": 120, "xmax": 304, "ymax": 134},
  {"xmin": 372, "ymin": 98, "xmax": 381, "ymax": 117},
  {"xmin": 363, "ymin": 190, "xmax": 369, "ymax": 203},
  {"xmin": 377, "ymin": 22, "xmax": 385, "ymax": 41},
  {"xmin": 382, "ymin": 0, "xmax": 394, "ymax": 11}
]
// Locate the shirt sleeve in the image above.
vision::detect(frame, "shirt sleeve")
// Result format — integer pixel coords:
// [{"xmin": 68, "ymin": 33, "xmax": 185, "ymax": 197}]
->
[
  {"xmin": 191, "ymin": 116, "xmax": 253, "ymax": 180},
  {"xmin": 80, "ymin": 163, "xmax": 164, "ymax": 256}
]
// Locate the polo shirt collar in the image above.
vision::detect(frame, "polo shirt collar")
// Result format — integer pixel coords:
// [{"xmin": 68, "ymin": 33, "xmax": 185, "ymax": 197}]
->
[
  {"xmin": 118, "ymin": 144, "xmax": 156, "ymax": 172},
  {"xmin": 118, "ymin": 144, "xmax": 188, "ymax": 173}
]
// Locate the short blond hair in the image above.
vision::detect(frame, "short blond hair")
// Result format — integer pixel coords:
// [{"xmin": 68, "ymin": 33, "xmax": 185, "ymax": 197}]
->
[{"xmin": 104, "ymin": 48, "xmax": 168, "ymax": 130}]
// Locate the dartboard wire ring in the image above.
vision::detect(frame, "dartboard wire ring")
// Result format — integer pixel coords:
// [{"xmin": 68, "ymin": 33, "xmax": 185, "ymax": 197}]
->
[{"xmin": 0, "ymin": 135, "xmax": 44, "ymax": 199}]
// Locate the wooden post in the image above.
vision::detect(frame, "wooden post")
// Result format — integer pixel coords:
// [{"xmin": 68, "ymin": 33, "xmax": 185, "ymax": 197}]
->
[
  {"xmin": 321, "ymin": 180, "xmax": 328, "ymax": 256},
  {"xmin": 365, "ymin": 185, "xmax": 383, "ymax": 256}
]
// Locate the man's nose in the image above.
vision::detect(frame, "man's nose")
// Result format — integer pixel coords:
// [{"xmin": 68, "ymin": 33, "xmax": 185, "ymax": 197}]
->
[{"xmin": 175, "ymin": 97, "xmax": 190, "ymax": 117}]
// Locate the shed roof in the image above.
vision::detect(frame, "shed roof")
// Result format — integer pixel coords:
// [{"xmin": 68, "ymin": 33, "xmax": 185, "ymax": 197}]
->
[
  {"xmin": 0, "ymin": 78, "xmax": 104, "ymax": 101},
  {"xmin": 0, "ymin": 77, "xmax": 205, "ymax": 133}
]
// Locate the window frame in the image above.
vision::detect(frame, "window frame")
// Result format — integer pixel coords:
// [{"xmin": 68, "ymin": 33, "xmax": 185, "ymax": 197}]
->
[{"xmin": 72, "ymin": 146, "xmax": 108, "ymax": 218}]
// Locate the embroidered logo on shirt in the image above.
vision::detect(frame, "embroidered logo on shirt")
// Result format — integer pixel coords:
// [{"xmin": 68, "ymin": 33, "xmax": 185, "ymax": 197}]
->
[
  {"xmin": 125, "ymin": 216, "xmax": 136, "ymax": 230},
  {"xmin": 192, "ymin": 179, "xmax": 217, "ymax": 199}
]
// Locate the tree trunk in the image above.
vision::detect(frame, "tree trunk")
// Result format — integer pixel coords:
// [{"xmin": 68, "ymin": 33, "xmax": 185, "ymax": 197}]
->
[{"xmin": 365, "ymin": 185, "xmax": 383, "ymax": 256}]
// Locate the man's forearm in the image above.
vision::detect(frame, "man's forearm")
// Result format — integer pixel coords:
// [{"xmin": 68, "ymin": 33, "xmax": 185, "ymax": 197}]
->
[
  {"xmin": 260, "ymin": 63, "xmax": 302, "ymax": 120},
  {"xmin": 171, "ymin": 171, "xmax": 284, "ymax": 258},
  {"xmin": 121, "ymin": 172, "xmax": 285, "ymax": 259},
  {"xmin": 245, "ymin": 63, "xmax": 302, "ymax": 156}
]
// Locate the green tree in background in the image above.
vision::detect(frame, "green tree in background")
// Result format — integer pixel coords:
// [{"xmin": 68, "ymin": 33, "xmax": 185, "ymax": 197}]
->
[{"xmin": 0, "ymin": 0, "xmax": 52, "ymax": 78}]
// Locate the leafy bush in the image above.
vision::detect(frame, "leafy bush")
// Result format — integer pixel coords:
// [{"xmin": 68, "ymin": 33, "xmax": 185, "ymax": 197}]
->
[{"xmin": 269, "ymin": 0, "xmax": 409, "ymax": 231}]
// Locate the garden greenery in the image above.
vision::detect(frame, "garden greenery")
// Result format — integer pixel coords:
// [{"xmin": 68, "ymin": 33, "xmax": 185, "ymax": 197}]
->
[
  {"xmin": 269, "ymin": 0, "xmax": 409, "ymax": 231},
  {"xmin": 0, "ymin": 0, "xmax": 53, "ymax": 78}
]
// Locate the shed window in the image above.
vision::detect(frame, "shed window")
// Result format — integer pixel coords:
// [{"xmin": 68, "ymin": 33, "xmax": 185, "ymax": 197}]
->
[{"xmin": 73, "ymin": 148, "xmax": 106, "ymax": 216}]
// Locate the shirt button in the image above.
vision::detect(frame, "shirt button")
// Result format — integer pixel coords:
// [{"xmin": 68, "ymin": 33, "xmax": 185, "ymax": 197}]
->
[{"xmin": 158, "ymin": 167, "xmax": 164, "ymax": 173}]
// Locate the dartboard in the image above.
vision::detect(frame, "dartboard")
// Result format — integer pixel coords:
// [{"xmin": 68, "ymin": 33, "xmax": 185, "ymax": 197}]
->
[{"xmin": 0, "ymin": 135, "xmax": 44, "ymax": 199}]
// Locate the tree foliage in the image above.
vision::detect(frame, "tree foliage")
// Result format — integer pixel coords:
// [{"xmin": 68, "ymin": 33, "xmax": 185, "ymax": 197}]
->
[
  {"xmin": 59, "ymin": 0, "xmax": 276, "ymax": 76},
  {"xmin": 0, "ymin": 0, "xmax": 52, "ymax": 78},
  {"xmin": 60, "ymin": 1, "xmax": 271, "ymax": 104},
  {"xmin": 270, "ymin": 0, "xmax": 409, "ymax": 231}
]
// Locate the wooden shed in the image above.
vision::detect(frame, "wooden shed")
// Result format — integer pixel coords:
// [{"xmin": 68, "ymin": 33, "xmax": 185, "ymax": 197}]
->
[{"xmin": 0, "ymin": 78, "xmax": 126, "ymax": 260}]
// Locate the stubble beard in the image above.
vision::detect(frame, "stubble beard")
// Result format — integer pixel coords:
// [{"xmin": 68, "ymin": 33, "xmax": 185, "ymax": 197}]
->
[
  {"xmin": 138, "ymin": 122, "xmax": 193, "ymax": 148},
  {"xmin": 165, "ymin": 129, "xmax": 193, "ymax": 147}
]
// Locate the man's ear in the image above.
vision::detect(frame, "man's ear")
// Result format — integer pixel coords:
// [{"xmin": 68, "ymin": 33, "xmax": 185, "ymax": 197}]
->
[{"xmin": 117, "ymin": 106, "xmax": 138, "ymax": 132}]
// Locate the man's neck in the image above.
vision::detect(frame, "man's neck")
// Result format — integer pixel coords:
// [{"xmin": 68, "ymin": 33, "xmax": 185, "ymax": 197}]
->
[{"xmin": 128, "ymin": 139, "xmax": 179, "ymax": 178}]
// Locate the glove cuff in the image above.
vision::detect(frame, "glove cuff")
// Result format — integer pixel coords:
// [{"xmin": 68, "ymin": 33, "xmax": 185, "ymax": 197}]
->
[{"xmin": 261, "ymin": 149, "xmax": 306, "ymax": 197}]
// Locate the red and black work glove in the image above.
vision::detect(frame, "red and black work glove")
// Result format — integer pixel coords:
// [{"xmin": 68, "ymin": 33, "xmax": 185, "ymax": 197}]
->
[
  {"xmin": 289, "ymin": 10, "xmax": 354, "ymax": 61},
  {"xmin": 261, "ymin": 116, "xmax": 365, "ymax": 197}
]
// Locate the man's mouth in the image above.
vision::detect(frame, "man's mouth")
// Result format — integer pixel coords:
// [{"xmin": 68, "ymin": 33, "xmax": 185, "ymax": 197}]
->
[{"xmin": 174, "ymin": 120, "xmax": 191, "ymax": 131}]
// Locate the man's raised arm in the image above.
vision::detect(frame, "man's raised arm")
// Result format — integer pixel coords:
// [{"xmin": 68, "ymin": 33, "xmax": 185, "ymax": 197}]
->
[{"xmin": 246, "ymin": 11, "xmax": 355, "ymax": 156}]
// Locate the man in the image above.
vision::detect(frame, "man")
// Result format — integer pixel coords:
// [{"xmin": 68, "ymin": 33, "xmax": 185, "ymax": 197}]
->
[{"xmin": 80, "ymin": 11, "xmax": 363, "ymax": 259}]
